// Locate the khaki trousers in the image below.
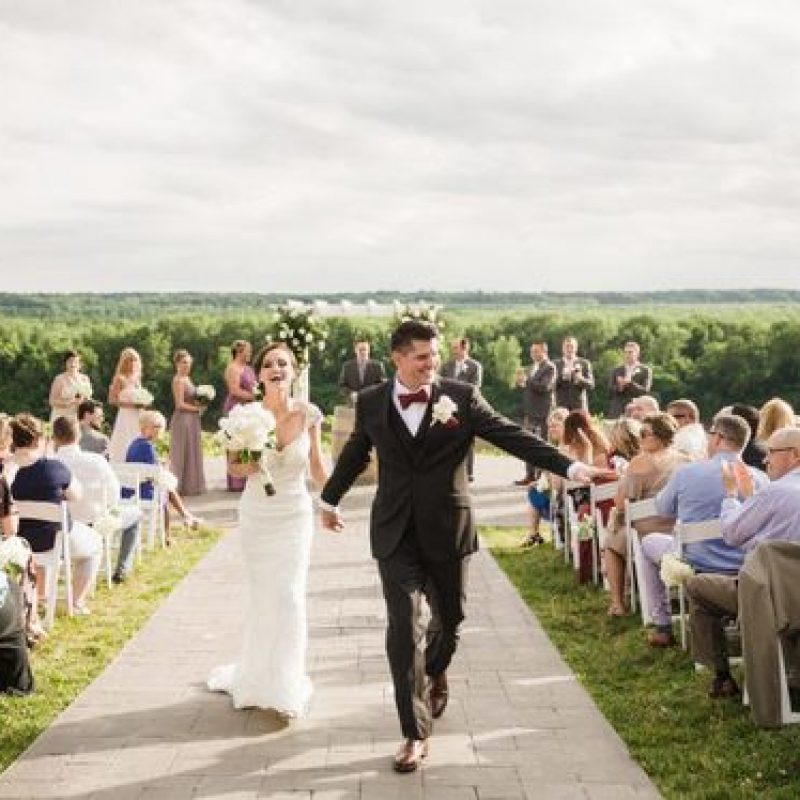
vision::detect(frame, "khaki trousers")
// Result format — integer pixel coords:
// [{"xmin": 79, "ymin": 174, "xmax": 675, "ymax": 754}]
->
[{"xmin": 685, "ymin": 573, "xmax": 739, "ymax": 672}]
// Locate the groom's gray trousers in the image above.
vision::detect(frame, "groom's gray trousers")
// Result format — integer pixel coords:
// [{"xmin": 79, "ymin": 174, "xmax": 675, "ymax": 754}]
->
[{"xmin": 377, "ymin": 522, "xmax": 469, "ymax": 740}]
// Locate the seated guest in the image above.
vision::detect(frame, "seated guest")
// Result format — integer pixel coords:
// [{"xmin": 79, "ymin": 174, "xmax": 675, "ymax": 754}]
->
[
  {"xmin": 607, "ymin": 417, "xmax": 642, "ymax": 472},
  {"xmin": 126, "ymin": 411, "xmax": 202, "ymax": 542},
  {"xmin": 640, "ymin": 414, "xmax": 768, "ymax": 646},
  {"xmin": 53, "ymin": 416, "xmax": 141, "ymax": 584},
  {"xmin": 757, "ymin": 397, "xmax": 795, "ymax": 445},
  {"xmin": 604, "ymin": 414, "xmax": 689, "ymax": 617},
  {"xmin": 0, "ymin": 414, "xmax": 14, "ymax": 480},
  {"xmin": 78, "ymin": 400, "xmax": 109, "ymax": 457},
  {"xmin": 730, "ymin": 403, "xmax": 767, "ymax": 471},
  {"xmin": 626, "ymin": 395, "xmax": 660, "ymax": 421},
  {"xmin": 0, "ymin": 476, "xmax": 34, "ymax": 695},
  {"xmin": 685, "ymin": 426, "xmax": 800, "ymax": 698},
  {"xmin": 667, "ymin": 399, "xmax": 707, "ymax": 460},
  {"xmin": 10, "ymin": 414, "xmax": 101, "ymax": 616},
  {"xmin": 521, "ymin": 407, "xmax": 568, "ymax": 547}
]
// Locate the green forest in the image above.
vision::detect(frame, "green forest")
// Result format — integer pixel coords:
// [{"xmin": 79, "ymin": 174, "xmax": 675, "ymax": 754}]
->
[{"xmin": 1, "ymin": 293, "xmax": 799, "ymax": 425}]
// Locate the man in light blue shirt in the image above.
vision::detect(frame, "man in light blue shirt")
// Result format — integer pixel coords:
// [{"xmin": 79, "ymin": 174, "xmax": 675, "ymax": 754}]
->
[
  {"xmin": 685, "ymin": 425, "xmax": 800, "ymax": 698},
  {"xmin": 641, "ymin": 413, "xmax": 768, "ymax": 647}
]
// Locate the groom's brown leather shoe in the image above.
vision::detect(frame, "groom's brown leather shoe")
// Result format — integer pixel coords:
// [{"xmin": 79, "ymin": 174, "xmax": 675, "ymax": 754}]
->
[
  {"xmin": 430, "ymin": 672, "xmax": 449, "ymax": 719},
  {"xmin": 393, "ymin": 738, "xmax": 428, "ymax": 772}
]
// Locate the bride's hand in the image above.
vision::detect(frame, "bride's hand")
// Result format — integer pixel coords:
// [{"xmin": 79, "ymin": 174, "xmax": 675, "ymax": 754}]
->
[{"xmin": 321, "ymin": 508, "xmax": 344, "ymax": 532}]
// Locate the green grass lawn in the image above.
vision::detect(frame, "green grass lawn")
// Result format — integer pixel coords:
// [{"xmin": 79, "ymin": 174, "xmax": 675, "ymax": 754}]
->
[
  {"xmin": 482, "ymin": 527, "xmax": 800, "ymax": 800},
  {"xmin": 0, "ymin": 524, "xmax": 223, "ymax": 773}
]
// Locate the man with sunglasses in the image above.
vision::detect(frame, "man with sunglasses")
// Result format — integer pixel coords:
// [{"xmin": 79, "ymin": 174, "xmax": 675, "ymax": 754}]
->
[{"xmin": 685, "ymin": 426, "xmax": 800, "ymax": 699}]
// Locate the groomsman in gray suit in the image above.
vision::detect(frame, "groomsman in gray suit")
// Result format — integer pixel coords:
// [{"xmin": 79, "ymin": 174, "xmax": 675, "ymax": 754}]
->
[
  {"xmin": 339, "ymin": 338, "xmax": 387, "ymax": 404},
  {"xmin": 553, "ymin": 336, "xmax": 594, "ymax": 412},
  {"xmin": 440, "ymin": 337, "xmax": 483, "ymax": 481},
  {"xmin": 607, "ymin": 341, "xmax": 653, "ymax": 419},
  {"xmin": 516, "ymin": 341, "xmax": 555, "ymax": 484}
]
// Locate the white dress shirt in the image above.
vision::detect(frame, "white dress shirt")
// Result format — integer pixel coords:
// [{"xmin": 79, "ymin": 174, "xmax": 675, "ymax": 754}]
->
[{"xmin": 393, "ymin": 380, "xmax": 432, "ymax": 436}]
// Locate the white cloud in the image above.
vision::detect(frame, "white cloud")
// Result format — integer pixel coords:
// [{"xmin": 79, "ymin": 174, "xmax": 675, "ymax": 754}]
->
[{"xmin": 1, "ymin": 0, "xmax": 800, "ymax": 292}]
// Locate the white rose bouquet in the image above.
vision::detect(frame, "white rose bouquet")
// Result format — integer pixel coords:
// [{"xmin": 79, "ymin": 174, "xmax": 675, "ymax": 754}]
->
[
  {"xmin": 215, "ymin": 402, "xmax": 278, "ymax": 495},
  {"xmin": 660, "ymin": 553, "xmax": 695, "ymax": 587},
  {"xmin": 195, "ymin": 384, "xmax": 216, "ymax": 405},
  {"xmin": 62, "ymin": 374, "xmax": 93, "ymax": 403},
  {"xmin": 0, "ymin": 535, "xmax": 32, "ymax": 579},
  {"xmin": 120, "ymin": 386, "xmax": 154, "ymax": 408}
]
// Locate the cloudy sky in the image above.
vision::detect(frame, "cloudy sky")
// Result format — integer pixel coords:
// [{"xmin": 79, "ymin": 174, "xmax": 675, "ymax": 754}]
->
[{"xmin": 2, "ymin": 1, "xmax": 799, "ymax": 293}]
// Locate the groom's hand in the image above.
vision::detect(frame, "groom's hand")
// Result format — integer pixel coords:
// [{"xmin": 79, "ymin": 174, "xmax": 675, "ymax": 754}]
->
[{"xmin": 321, "ymin": 508, "xmax": 345, "ymax": 532}]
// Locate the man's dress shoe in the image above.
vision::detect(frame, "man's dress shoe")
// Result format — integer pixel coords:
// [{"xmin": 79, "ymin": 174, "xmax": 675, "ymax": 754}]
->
[
  {"xmin": 393, "ymin": 738, "xmax": 428, "ymax": 772},
  {"xmin": 430, "ymin": 672, "xmax": 449, "ymax": 719}
]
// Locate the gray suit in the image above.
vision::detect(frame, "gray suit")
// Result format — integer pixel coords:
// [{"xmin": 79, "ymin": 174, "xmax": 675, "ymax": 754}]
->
[
  {"xmin": 607, "ymin": 364, "xmax": 653, "ymax": 419},
  {"xmin": 439, "ymin": 357, "xmax": 482, "ymax": 387},
  {"xmin": 553, "ymin": 357, "xmax": 594, "ymax": 411},
  {"xmin": 338, "ymin": 358, "xmax": 386, "ymax": 401},
  {"xmin": 440, "ymin": 357, "xmax": 482, "ymax": 478},
  {"xmin": 521, "ymin": 359, "xmax": 555, "ymax": 435}
]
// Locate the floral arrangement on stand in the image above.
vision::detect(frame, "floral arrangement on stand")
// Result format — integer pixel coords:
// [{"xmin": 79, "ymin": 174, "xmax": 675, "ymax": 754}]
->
[
  {"xmin": 267, "ymin": 304, "xmax": 328, "ymax": 369},
  {"xmin": 392, "ymin": 301, "xmax": 447, "ymax": 332}
]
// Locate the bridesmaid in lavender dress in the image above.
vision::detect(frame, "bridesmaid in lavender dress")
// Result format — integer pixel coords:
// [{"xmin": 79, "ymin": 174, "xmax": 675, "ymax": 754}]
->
[
  {"xmin": 222, "ymin": 340, "xmax": 257, "ymax": 492},
  {"xmin": 169, "ymin": 349, "xmax": 207, "ymax": 496}
]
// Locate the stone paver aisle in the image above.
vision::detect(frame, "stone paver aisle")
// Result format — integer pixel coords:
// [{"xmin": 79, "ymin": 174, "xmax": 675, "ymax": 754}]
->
[{"xmin": 0, "ymin": 456, "xmax": 660, "ymax": 799}]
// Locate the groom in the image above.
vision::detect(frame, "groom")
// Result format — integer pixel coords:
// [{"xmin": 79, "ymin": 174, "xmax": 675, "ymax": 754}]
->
[{"xmin": 320, "ymin": 320, "xmax": 598, "ymax": 772}]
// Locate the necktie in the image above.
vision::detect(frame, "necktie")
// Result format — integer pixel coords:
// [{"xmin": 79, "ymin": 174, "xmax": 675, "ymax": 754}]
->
[
  {"xmin": 398, "ymin": 389, "xmax": 429, "ymax": 409},
  {"xmin": 358, "ymin": 360, "xmax": 365, "ymax": 383}
]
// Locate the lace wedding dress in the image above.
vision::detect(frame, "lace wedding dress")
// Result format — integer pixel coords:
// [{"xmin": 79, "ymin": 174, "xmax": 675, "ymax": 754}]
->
[{"xmin": 207, "ymin": 405, "xmax": 320, "ymax": 715}]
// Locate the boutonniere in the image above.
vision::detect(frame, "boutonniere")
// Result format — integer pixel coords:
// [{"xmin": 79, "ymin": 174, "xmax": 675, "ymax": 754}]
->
[{"xmin": 432, "ymin": 395, "xmax": 459, "ymax": 428}]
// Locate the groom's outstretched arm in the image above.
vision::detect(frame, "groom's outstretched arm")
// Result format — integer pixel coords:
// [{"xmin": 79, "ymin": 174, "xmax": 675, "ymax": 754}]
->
[{"xmin": 467, "ymin": 387, "xmax": 574, "ymax": 478}]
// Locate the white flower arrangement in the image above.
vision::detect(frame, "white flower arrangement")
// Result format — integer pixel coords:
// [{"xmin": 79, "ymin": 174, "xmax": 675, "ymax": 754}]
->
[
  {"xmin": 195, "ymin": 384, "xmax": 216, "ymax": 404},
  {"xmin": 0, "ymin": 535, "xmax": 31, "ymax": 579},
  {"xmin": 432, "ymin": 395, "xmax": 459, "ymax": 428},
  {"xmin": 120, "ymin": 386, "xmax": 154, "ymax": 408},
  {"xmin": 61, "ymin": 375, "xmax": 93, "ymax": 403},
  {"xmin": 393, "ymin": 301, "xmax": 447, "ymax": 331},
  {"xmin": 267, "ymin": 304, "xmax": 328, "ymax": 368},
  {"xmin": 215, "ymin": 402, "xmax": 278, "ymax": 495},
  {"xmin": 157, "ymin": 467, "xmax": 179, "ymax": 493},
  {"xmin": 576, "ymin": 516, "xmax": 596, "ymax": 541},
  {"xmin": 93, "ymin": 508, "xmax": 122, "ymax": 538},
  {"xmin": 660, "ymin": 553, "xmax": 695, "ymax": 587}
]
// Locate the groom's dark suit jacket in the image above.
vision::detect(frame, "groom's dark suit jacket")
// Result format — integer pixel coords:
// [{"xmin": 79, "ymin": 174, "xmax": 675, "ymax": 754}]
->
[{"xmin": 321, "ymin": 377, "xmax": 573, "ymax": 563}]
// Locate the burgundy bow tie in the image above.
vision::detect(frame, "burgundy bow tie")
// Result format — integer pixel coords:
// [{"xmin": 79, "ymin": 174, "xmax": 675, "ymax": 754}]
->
[{"xmin": 398, "ymin": 388, "xmax": 429, "ymax": 409}]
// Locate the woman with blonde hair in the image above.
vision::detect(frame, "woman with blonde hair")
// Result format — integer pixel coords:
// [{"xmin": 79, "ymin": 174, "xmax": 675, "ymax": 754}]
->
[
  {"xmin": 108, "ymin": 348, "xmax": 145, "ymax": 462},
  {"xmin": 756, "ymin": 397, "xmax": 795, "ymax": 443}
]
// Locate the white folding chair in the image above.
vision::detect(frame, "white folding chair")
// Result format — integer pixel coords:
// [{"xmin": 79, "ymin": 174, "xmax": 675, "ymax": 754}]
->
[
  {"xmin": 112, "ymin": 463, "xmax": 166, "ymax": 551},
  {"xmin": 16, "ymin": 500, "xmax": 73, "ymax": 630},
  {"xmin": 675, "ymin": 518, "xmax": 724, "ymax": 650},
  {"xmin": 561, "ymin": 480, "xmax": 582, "ymax": 566},
  {"xmin": 71, "ymin": 479, "xmax": 115, "ymax": 590},
  {"xmin": 624, "ymin": 497, "xmax": 658, "ymax": 624},
  {"xmin": 590, "ymin": 480, "xmax": 620, "ymax": 586}
]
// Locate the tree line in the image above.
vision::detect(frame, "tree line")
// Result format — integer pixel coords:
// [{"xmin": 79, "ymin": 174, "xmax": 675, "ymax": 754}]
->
[{"xmin": 1, "ymin": 309, "xmax": 798, "ymax": 426}]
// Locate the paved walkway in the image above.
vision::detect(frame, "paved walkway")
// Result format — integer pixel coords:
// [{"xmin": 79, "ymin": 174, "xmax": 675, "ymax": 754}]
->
[{"xmin": 0, "ymin": 456, "xmax": 660, "ymax": 799}]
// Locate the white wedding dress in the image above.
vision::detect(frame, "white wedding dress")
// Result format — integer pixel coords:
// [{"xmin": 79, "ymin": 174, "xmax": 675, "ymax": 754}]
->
[{"xmin": 207, "ymin": 405, "xmax": 320, "ymax": 715}]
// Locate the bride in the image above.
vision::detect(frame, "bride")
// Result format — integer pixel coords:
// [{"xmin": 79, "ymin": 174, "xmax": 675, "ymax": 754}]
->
[{"xmin": 207, "ymin": 342, "xmax": 328, "ymax": 717}]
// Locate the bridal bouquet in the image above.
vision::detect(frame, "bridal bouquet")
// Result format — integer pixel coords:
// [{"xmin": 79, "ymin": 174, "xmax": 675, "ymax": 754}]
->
[
  {"xmin": 215, "ymin": 402, "xmax": 277, "ymax": 495},
  {"xmin": 195, "ymin": 384, "xmax": 216, "ymax": 405},
  {"xmin": 269, "ymin": 304, "xmax": 328, "ymax": 368},
  {"xmin": 120, "ymin": 386, "xmax": 154, "ymax": 408},
  {"xmin": 0, "ymin": 536, "xmax": 31, "ymax": 580},
  {"xmin": 61, "ymin": 375, "xmax": 93, "ymax": 403}
]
